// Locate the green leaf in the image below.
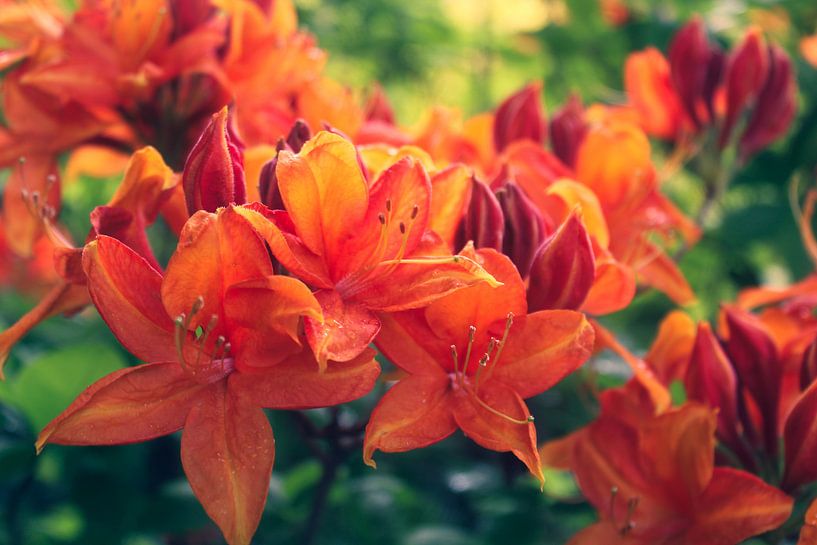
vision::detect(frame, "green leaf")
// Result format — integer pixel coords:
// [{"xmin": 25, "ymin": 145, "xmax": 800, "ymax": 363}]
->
[{"xmin": 0, "ymin": 343, "xmax": 126, "ymax": 431}]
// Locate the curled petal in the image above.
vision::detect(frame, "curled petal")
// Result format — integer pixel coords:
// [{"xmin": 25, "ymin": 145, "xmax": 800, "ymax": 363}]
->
[
  {"xmin": 363, "ymin": 374, "xmax": 456, "ymax": 467},
  {"xmin": 304, "ymin": 290, "xmax": 380, "ymax": 366}
]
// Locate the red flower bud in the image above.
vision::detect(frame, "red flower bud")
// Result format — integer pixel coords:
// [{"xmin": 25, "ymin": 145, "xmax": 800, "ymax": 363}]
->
[
  {"xmin": 724, "ymin": 306, "xmax": 781, "ymax": 457},
  {"xmin": 182, "ymin": 107, "xmax": 246, "ymax": 214},
  {"xmin": 258, "ymin": 142, "xmax": 286, "ymax": 211},
  {"xmin": 739, "ymin": 44, "xmax": 797, "ymax": 160},
  {"xmin": 549, "ymin": 94, "xmax": 587, "ymax": 168},
  {"xmin": 526, "ymin": 211, "xmax": 594, "ymax": 311},
  {"xmin": 285, "ymin": 118, "xmax": 312, "ymax": 153},
  {"xmin": 783, "ymin": 373, "xmax": 817, "ymax": 490},
  {"xmin": 495, "ymin": 182, "xmax": 549, "ymax": 277},
  {"xmin": 493, "ymin": 82, "xmax": 546, "ymax": 153},
  {"xmin": 685, "ymin": 323, "xmax": 743, "ymax": 459},
  {"xmin": 720, "ymin": 28, "xmax": 769, "ymax": 147},
  {"xmin": 668, "ymin": 17, "xmax": 721, "ymax": 128},
  {"xmin": 455, "ymin": 177, "xmax": 504, "ymax": 252}
]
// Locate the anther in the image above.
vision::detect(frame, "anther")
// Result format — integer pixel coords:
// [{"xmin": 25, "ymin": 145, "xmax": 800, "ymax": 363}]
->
[
  {"xmin": 378, "ymin": 213, "xmax": 386, "ymax": 225},
  {"xmin": 190, "ymin": 296, "xmax": 205, "ymax": 316},
  {"xmin": 410, "ymin": 204, "xmax": 419, "ymax": 219},
  {"xmin": 463, "ymin": 325, "xmax": 476, "ymax": 374},
  {"xmin": 399, "ymin": 222, "xmax": 406, "ymax": 234},
  {"xmin": 385, "ymin": 198, "xmax": 392, "ymax": 212}
]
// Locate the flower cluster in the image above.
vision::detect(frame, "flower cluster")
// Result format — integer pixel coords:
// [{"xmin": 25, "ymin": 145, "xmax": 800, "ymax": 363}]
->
[{"xmin": 0, "ymin": 3, "xmax": 812, "ymax": 544}]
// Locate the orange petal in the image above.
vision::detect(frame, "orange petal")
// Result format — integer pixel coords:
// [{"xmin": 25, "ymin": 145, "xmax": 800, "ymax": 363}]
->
[
  {"xmin": 303, "ymin": 290, "xmax": 380, "ymax": 366},
  {"xmin": 592, "ymin": 320, "xmax": 671, "ymax": 413},
  {"xmin": 36, "ymin": 362, "xmax": 203, "ymax": 451},
  {"xmin": 224, "ymin": 275, "xmax": 323, "ymax": 372},
  {"xmin": 581, "ymin": 255, "xmax": 636, "ymax": 315},
  {"xmin": 423, "ymin": 248, "xmax": 523, "ymax": 348},
  {"xmin": 275, "ymin": 131, "xmax": 368, "ymax": 262},
  {"xmin": 352, "ymin": 252, "xmax": 501, "ymax": 313},
  {"xmin": 538, "ymin": 431, "xmax": 581, "ymax": 470},
  {"xmin": 644, "ymin": 310, "xmax": 696, "ymax": 384},
  {"xmin": 634, "ymin": 242, "xmax": 696, "ymax": 305},
  {"xmin": 428, "ymin": 164, "xmax": 472, "ymax": 247},
  {"xmin": 363, "ymin": 374, "xmax": 456, "ymax": 468},
  {"xmin": 375, "ymin": 310, "xmax": 451, "ymax": 377},
  {"xmin": 797, "ymin": 498, "xmax": 817, "ymax": 545},
  {"xmin": 231, "ymin": 348, "xmax": 380, "ymax": 409},
  {"xmin": 624, "ymin": 48, "xmax": 683, "ymax": 139},
  {"xmin": 161, "ymin": 206, "xmax": 273, "ymax": 332},
  {"xmin": 83, "ymin": 236, "xmax": 177, "ymax": 363},
  {"xmin": 689, "ymin": 467, "xmax": 792, "ymax": 544},
  {"xmin": 567, "ymin": 522, "xmax": 636, "ymax": 545},
  {"xmin": 491, "ymin": 310, "xmax": 594, "ymax": 399},
  {"xmin": 182, "ymin": 380, "xmax": 274, "ymax": 545},
  {"xmin": 232, "ymin": 204, "xmax": 333, "ymax": 288},
  {"xmin": 453, "ymin": 382, "xmax": 543, "ymax": 486}
]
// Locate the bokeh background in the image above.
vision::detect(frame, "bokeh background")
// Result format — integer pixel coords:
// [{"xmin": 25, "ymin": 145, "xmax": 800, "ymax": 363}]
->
[{"xmin": 2, "ymin": 0, "xmax": 817, "ymax": 543}]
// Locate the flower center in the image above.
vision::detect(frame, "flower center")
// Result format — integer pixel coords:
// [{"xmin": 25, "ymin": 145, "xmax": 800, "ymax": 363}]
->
[{"xmin": 173, "ymin": 296, "xmax": 234, "ymax": 384}]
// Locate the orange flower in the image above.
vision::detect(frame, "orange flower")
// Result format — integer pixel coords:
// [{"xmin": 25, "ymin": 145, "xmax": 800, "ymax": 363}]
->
[
  {"xmin": 233, "ymin": 131, "xmax": 499, "ymax": 365},
  {"xmin": 564, "ymin": 384, "xmax": 792, "ymax": 545},
  {"xmin": 363, "ymin": 245, "xmax": 594, "ymax": 485},
  {"xmin": 37, "ymin": 206, "xmax": 380, "ymax": 545}
]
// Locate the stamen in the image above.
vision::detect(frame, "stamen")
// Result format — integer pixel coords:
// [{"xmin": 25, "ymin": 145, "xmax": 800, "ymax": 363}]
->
[
  {"xmin": 471, "ymin": 395, "xmax": 534, "ymax": 425},
  {"xmin": 174, "ymin": 314, "xmax": 193, "ymax": 373},
  {"xmin": 463, "ymin": 325, "xmax": 476, "ymax": 375},
  {"xmin": 609, "ymin": 486, "xmax": 619, "ymax": 522},
  {"xmin": 385, "ymin": 198, "xmax": 392, "ymax": 212},
  {"xmin": 619, "ymin": 497, "xmax": 639, "ymax": 536},
  {"xmin": 479, "ymin": 312, "xmax": 514, "ymax": 385},
  {"xmin": 450, "ymin": 344, "xmax": 459, "ymax": 375},
  {"xmin": 473, "ymin": 351, "xmax": 490, "ymax": 387},
  {"xmin": 410, "ymin": 204, "xmax": 419, "ymax": 219},
  {"xmin": 399, "ymin": 222, "xmax": 406, "ymax": 234}
]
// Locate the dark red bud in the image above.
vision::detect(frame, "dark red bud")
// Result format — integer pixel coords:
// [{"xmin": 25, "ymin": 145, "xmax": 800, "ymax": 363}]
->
[
  {"xmin": 526, "ymin": 211, "xmax": 594, "ymax": 311},
  {"xmin": 455, "ymin": 177, "xmax": 504, "ymax": 252},
  {"xmin": 495, "ymin": 182, "xmax": 549, "ymax": 277},
  {"xmin": 668, "ymin": 17, "xmax": 720, "ymax": 128},
  {"xmin": 170, "ymin": 0, "xmax": 215, "ymax": 38},
  {"xmin": 364, "ymin": 84, "xmax": 396, "ymax": 125},
  {"xmin": 739, "ymin": 44, "xmax": 797, "ymax": 160},
  {"xmin": 724, "ymin": 306, "xmax": 781, "ymax": 457},
  {"xmin": 783, "ymin": 376, "xmax": 817, "ymax": 490},
  {"xmin": 720, "ymin": 28, "xmax": 769, "ymax": 147},
  {"xmin": 685, "ymin": 323, "xmax": 743, "ymax": 455},
  {"xmin": 549, "ymin": 93, "xmax": 587, "ymax": 168},
  {"xmin": 493, "ymin": 82, "xmax": 547, "ymax": 153},
  {"xmin": 182, "ymin": 107, "xmax": 246, "ymax": 214},
  {"xmin": 286, "ymin": 118, "xmax": 312, "ymax": 153},
  {"xmin": 258, "ymin": 153, "xmax": 283, "ymax": 210}
]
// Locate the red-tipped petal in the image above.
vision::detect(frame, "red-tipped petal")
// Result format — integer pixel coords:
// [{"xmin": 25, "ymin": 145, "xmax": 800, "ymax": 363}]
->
[
  {"xmin": 37, "ymin": 362, "xmax": 204, "ymax": 451},
  {"xmin": 182, "ymin": 380, "xmax": 274, "ymax": 545},
  {"xmin": 363, "ymin": 374, "xmax": 456, "ymax": 467}
]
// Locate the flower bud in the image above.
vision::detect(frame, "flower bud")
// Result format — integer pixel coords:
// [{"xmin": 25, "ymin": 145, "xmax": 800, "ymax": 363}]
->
[
  {"xmin": 364, "ymin": 84, "xmax": 396, "ymax": 125},
  {"xmin": 285, "ymin": 118, "xmax": 312, "ymax": 153},
  {"xmin": 668, "ymin": 17, "xmax": 720, "ymax": 128},
  {"xmin": 549, "ymin": 94, "xmax": 587, "ymax": 168},
  {"xmin": 455, "ymin": 177, "xmax": 504, "ymax": 252},
  {"xmin": 527, "ymin": 211, "xmax": 594, "ymax": 311},
  {"xmin": 738, "ymin": 44, "xmax": 796, "ymax": 160},
  {"xmin": 182, "ymin": 107, "xmax": 246, "ymax": 214},
  {"xmin": 720, "ymin": 28, "xmax": 769, "ymax": 147},
  {"xmin": 493, "ymin": 82, "xmax": 546, "ymax": 153},
  {"xmin": 801, "ymin": 337, "xmax": 817, "ymax": 391},
  {"xmin": 495, "ymin": 182, "xmax": 548, "ymax": 277}
]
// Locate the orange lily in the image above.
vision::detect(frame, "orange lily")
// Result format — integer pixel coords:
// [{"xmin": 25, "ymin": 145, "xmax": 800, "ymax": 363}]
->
[
  {"xmin": 234, "ymin": 131, "xmax": 498, "ymax": 365},
  {"xmin": 37, "ymin": 206, "xmax": 380, "ymax": 545},
  {"xmin": 363, "ymin": 245, "xmax": 594, "ymax": 485},
  {"xmin": 564, "ymin": 383, "xmax": 793, "ymax": 545}
]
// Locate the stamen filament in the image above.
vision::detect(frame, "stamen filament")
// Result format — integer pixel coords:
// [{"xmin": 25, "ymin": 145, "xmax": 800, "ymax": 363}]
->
[
  {"xmin": 480, "ymin": 313, "xmax": 514, "ymax": 385},
  {"xmin": 471, "ymin": 394, "xmax": 534, "ymax": 425},
  {"xmin": 463, "ymin": 325, "xmax": 476, "ymax": 375}
]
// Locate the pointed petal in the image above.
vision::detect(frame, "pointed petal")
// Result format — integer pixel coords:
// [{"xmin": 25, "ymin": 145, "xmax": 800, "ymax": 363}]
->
[
  {"xmin": 538, "ymin": 431, "xmax": 581, "ymax": 470},
  {"xmin": 182, "ymin": 380, "xmax": 274, "ymax": 545},
  {"xmin": 304, "ymin": 290, "xmax": 381, "ymax": 365},
  {"xmin": 689, "ymin": 467, "xmax": 792, "ymax": 544},
  {"xmin": 453, "ymin": 383, "xmax": 543, "ymax": 486},
  {"xmin": 83, "ymin": 236, "xmax": 177, "ymax": 363},
  {"xmin": 224, "ymin": 275, "xmax": 322, "ymax": 372},
  {"xmin": 351, "ymin": 252, "xmax": 501, "ymax": 313},
  {"xmin": 634, "ymin": 243, "xmax": 695, "ymax": 305},
  {"xmin": 275, "ymin": 131, "xmax": 368, "ymax": 260},
  {"xmin": 491, "ymin": 310, "xmax": 594, "ymax": 398},
  {"xmin": 783, "ymin": 379, "xmax": 817, "ymax": 490},
  {"xmin": 36, "ymin": 362, "xmax": 203, "ymax": 451},
  {"xmin": 230, "ymin": 348, "xmax": 380, "ymax": 409},
  {"xmin": 161, "ymin": 207, "xmax": 273, "ymax": 332},
  {"xmin": 375, "ymin": 310, "xmax": 452, "ymax": 377},
  {"xmin": 363, "ymin": 374, "xmax": 456, "ymax": 467},
  {"xmin": 428, "ymin": 164, "xmax": 471, "ymax": 247},
  {"xmin": 644, "ymin": 311, "xmax": 696, "ymax": 384},
  {"xmin": 581, "ymin": 254, "xmax": 636, "ymax": 315}
]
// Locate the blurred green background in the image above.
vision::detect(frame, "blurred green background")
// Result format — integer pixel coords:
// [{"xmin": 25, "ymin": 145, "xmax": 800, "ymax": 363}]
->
[{"xmin": 2, "ymin": 0, "xmax": 817, "ymax": 544}]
